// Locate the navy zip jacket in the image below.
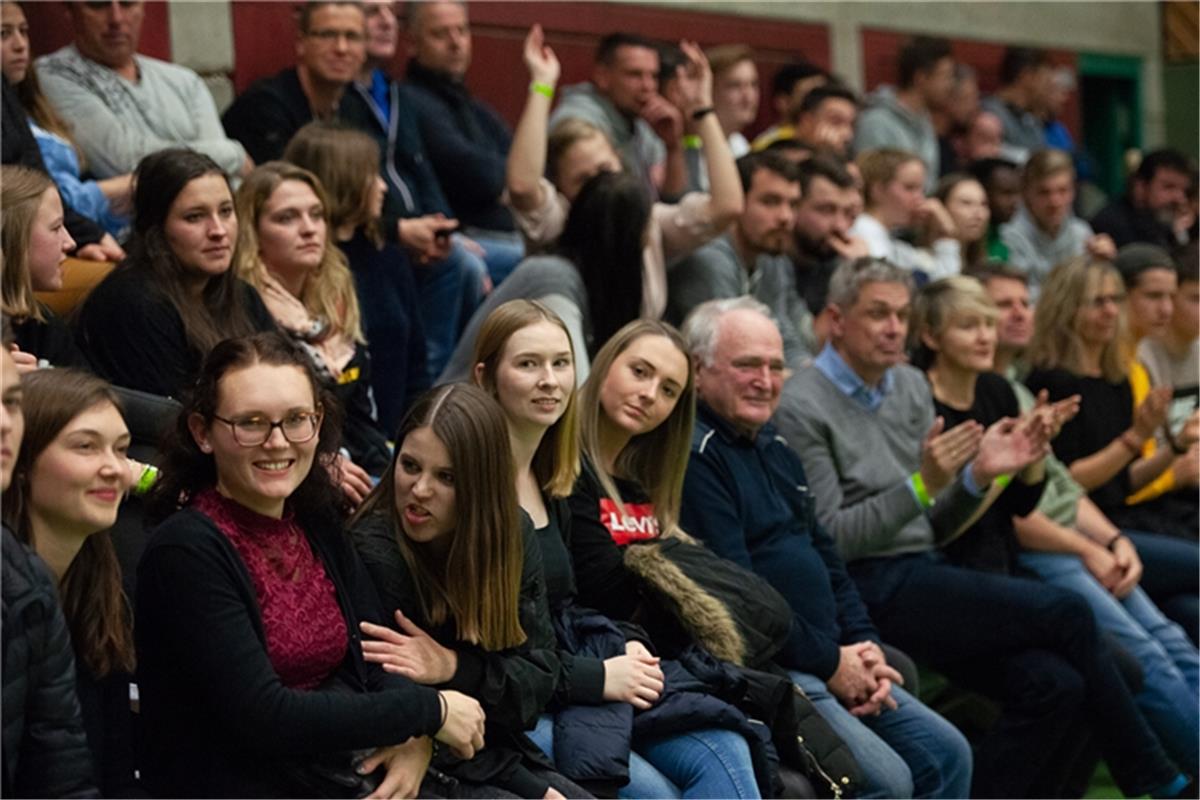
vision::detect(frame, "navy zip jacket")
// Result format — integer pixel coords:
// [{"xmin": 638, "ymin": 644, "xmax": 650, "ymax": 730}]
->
[{"xmin": 681, "ymin": 403, "xmax": 880, "ymax": 681}]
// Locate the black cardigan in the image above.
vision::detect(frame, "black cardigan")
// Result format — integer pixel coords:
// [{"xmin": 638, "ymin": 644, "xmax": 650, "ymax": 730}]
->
[{"xmin": 135, "ymin": 506, "xmax": 442, "ymax": 798}]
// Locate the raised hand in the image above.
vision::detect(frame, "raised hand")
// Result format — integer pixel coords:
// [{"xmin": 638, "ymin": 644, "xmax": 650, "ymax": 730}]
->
[
  {"xmin": 670, "ymin": 39, "xmax": 713, "ymax": 117},
  {"xmin": 972, "ymin": 416, "xmax": 1050, "ymax": 486},
  {"xmin": 1132, "ymin": 386, "xmax": 1172, "ymax": 440},
  {"xmin": 523, "ymin": 24, "xmax": 560, "ymax": 86}
]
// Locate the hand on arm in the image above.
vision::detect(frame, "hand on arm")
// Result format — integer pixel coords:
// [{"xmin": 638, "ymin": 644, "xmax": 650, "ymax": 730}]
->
[
  {"xmin": 507, "ymin": 25, "xmax": 560, "ymax": 212},
  {"xmin": 325, "ymin": 453, "xmax": 374, "ymax": 507},
  {"xmin": 360, "ymin": 736, "xmax": 431, "ymax": 799},
  {"xmin": 360, "ymin": 611, "xmax": 459, "ymax": 685}
]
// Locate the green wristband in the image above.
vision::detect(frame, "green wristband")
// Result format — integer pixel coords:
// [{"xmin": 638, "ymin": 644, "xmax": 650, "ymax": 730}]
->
[
  {"xmin": 910, "ymin": 472, "xmax": 934, "ymax": 509},
  {"xmin": 681, "ymin": 134, "xmax": 702, "ymax": 150},
  {"xmin": 134, "ymin": 464, "xmax": 160, "ymax": 495},
  {"xmin": 994, "ymin": 474, "xmax": 1012, "ymax": 489},
  {"xmin": 530, "ymin": 81, "xmax": 554, "ymax": 100}
]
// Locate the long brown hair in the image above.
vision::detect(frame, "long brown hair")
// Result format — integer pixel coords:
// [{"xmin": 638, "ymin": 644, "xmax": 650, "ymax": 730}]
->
[
  {"xmin": 578, "ymin": 320, "xmax": 696, "ymax": 536},
  {"xmin": 1, "ymin": 369, "xmax": 134, "ymax": 677},
  {"xmin": 0, "ymin": 165, "xmax": 53, "ymax": 322},
  {"xmin": 352, "ymin": 384, "xmax": 526, "ymax": 651},
  {"xmin": 471, "ymin": 300, "xmax": 581, "ymax": 497},
  {"xmin": 1027, "ymin": 256, "xmax": 1128, "ymax": 383},
  {"xmin": 234, "ymin": 161, "xmax": 365, "ymax": 342},
  {"xmin": 284, "ymin": 122, "xmax": 384, "ymax": 246},
  {"xmin": 120, "ymin": 148, "xmax": 262, "ymax": 355}
]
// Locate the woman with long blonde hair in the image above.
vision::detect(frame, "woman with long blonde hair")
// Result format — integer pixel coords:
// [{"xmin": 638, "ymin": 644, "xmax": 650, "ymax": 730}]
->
[{"xmin": 234, "ymin": 161, "xmax": 387, "ymax": 490}]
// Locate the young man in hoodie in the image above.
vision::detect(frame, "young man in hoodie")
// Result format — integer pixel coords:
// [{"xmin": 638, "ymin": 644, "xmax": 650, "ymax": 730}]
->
[{"xmin": 853, "ymin": 36, "xmax": 954, "ymax": 191}]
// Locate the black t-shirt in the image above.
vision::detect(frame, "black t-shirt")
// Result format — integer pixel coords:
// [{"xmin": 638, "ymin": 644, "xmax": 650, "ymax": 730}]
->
[
  {"xmin": 12, "ymin": 304, "xmax": 89, "ymax": 369},
  {"xmin": 932, "ymin": 371, "xmax": 1044, "ymax": 573},
  {"xmin": 534, "ymin": 503, "xmax": 575, "ymax": 610},
  {"xmin": 1026, "ymin": 366, "xmax": 1133, "ymax": 514}
]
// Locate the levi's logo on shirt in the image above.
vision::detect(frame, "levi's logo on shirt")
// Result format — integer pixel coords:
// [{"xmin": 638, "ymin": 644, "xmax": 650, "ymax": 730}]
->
[{"xmin": 598, "ymin": 498, "xmax": 659, "ymax": 545}]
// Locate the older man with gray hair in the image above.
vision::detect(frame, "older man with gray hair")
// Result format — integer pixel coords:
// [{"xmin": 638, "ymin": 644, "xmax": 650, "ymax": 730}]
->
[{"xmin": 679, "ymin": 296, "xmax": 973, "ymax": 800}]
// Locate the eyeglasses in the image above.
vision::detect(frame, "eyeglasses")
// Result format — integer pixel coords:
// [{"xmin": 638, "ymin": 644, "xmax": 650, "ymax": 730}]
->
[
  {"xmin": 212, "ymin": 410, "xmax": 323, "ymax": 447},
  {"xmin": 1089, "ymin": 292, "xmax": 1125, "ymax": 310},
  {"xmin": 306, "ymin": 28, "xmax": 365, "ymax": 44}
]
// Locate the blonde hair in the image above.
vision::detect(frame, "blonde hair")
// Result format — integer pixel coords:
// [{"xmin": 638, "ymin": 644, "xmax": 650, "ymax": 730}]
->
[
  {"xmin": 857, "ymin": 148, "xmax": 922, "ymax": 211},
  {"xmin": 706, "ymin": 44, "xmax": 754, "ymax": 78},
  {"xmin": 234, "ymin": 162, "xmax": 364, "ymax": 343},
  {"xmin": 910, "ymin": 275, "xmax": 998, "ymax": 370},
  {"xmin": 1022, "ymin": 148, "xmax": 1075, "ymax": 190},
  {"xmin": 471, "ymin": 300, "xmax": 581, "ymax": 497},
  {"xmin": 547, "ymin": 118, "xmax": 612, "ymax": 186},
  {"xmin": 1027, "ymin": 256, "xmax": 1127, "ymax": 382},
  {"xmin": 578, "ymin": 320, "xmax": 695, "ymax": 536},
  {"xmin": 1, "ymin": 165, "xmax": 54, "ymax": 322}
]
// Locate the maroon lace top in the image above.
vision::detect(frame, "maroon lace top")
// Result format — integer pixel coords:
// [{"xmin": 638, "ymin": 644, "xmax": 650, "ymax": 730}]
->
[{"xmin": 193, "ymin": 489, "xmax": 347, "ymax": 690}]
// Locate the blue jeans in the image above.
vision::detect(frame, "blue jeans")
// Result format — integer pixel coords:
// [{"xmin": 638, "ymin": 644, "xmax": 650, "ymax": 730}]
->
[
  {"xmin": 1018, "ymin": 549, "xmax": 1200, "ymax": 775},
  {"xmin": 789, "ymin": 672, "xmax": 972, "ymax": 799},
  {"xmin": 530, "ymin": 714, "xmax": 759, "ymax": 799},
  {"xmin": 414, "ymin": 239, "xmax": 487, "ymax": 379},
  {"xmin": 466, "ymin": 229, "xmax": 525, "ymax": 287},
  {"xmin": 1125, "ymin": 529, "xmax": 1200, "ymax": 643}
]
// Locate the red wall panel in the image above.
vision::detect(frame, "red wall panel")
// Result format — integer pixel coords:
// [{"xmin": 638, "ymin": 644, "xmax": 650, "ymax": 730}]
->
[{"xmin": 230, "ymin": 2, "xmax": 829, "ymax": 134}]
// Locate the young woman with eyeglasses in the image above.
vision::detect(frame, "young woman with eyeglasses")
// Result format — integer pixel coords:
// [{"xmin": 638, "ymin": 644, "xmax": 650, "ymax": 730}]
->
[{"xmin": 136, "ymin": 331, "xmax": 485, "ymax": 797}]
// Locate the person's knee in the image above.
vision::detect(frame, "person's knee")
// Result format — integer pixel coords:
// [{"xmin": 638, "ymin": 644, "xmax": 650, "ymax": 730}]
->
[{"xmin": 1005, "ymin": 651, "xmax": 1086, "ymax": 717}]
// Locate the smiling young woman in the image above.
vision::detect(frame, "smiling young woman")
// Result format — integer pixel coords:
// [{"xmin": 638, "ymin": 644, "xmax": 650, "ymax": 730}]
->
[
  {"xmin": 137, "ymin": 332, "xmax": 484, "ymax": 797},
  {"xmin": 76, "ymin": 149, "xmax": 276, "ymax": 398},
  {"xmin": 1, "ymin": 368, "xmax": 138, "ymax": 796}
]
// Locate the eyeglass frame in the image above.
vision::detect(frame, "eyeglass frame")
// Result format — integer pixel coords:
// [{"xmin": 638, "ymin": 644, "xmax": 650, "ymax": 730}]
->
[
  {"xmin": 210, "ymin": 408, "xmax": 324, "ymax": 447},
  {"xmin": 304, "ymin": 28, "xmax": 366, "ymax": 44}
]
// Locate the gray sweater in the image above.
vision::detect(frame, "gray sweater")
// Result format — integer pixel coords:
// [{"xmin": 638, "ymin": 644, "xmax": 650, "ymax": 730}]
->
[{"xmin": 773, "ymin": 362, "xmax": 984, "ymax": 561}]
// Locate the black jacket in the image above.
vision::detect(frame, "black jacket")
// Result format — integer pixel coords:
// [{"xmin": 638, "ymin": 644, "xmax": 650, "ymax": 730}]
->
[
  {"xmin": 2, "ymin": 527, "xmax": 98, "ymax": 798},
  {"xmin": 1091, "ymin": 196, "xmax": 1179, "ymax": 251},
  {"xmin": 351, "ymin": 510, "xmax": 562, "ymax": 798},
  {"xmin": 221, "ymin": 67, "xmax": 316, "ymax": 165},
  {"xmin": 403, "ymin": 60, "xmax": 514, "ymax": 233},
  {"xmin": 136, "ymin": 506, "xmax": 442, "ymax": 798}
]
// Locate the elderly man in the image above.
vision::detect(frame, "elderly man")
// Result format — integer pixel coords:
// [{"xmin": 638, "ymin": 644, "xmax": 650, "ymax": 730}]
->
[
  {"xmin": 773, "ymin": 256, "xmax": 1192, "ymax": 798},
  {"xmin": 38, "ymin": 0, "xmax": 249, "ymax": 179},
  {"xmin": 680, "ymin": 297, "xmax": 973, "ymax": 799}
]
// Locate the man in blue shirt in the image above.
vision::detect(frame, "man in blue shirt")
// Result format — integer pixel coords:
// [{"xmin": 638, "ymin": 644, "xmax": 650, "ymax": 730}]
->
[{"xmin": 680, "ymin": 297, "xmax": 972, "ymax": 799}]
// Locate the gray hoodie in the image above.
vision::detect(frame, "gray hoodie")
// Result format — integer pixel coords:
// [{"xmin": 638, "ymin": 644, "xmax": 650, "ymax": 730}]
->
[{"xmin": 853, "ymin": 85, "xmax": 939, "ymax": 190}]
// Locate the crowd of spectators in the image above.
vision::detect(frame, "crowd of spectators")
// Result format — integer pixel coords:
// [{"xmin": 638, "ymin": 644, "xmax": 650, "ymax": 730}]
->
[{"xmin": 2, "ymin": 1, "xmax": 1198, "ymax": 798}]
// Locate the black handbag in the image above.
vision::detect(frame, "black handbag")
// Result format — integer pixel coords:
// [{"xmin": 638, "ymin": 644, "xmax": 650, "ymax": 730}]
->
[
  {"xmin": 622, "ymin": 529, "xmax": 794, "ymax": 669},
  {"xmin": 278, "ymin": 676, "xmax": 386, "ymax": 798}
]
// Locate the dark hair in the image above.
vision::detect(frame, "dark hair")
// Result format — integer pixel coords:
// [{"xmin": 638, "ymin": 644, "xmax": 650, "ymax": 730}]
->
[
  {"xmin": 557, "ymin": 171, "xmax": 650, "ymax": 352},
  {"xmin": 124, "ymin": 148, "xmax": 261, "ymax": 355},
  {"xmin": 797, "ymin": 153, "xmax": 855, "ymax": 195},
  {"xmin": 898, "ymin": 36, "xmax": 952, "ymax": 88},
  {"xmin": 148, "ymin": 332, "xmax": 345, "ymax": 527},
  {"xmin": 1134, "ymin": 148, "xmax": 1192, "ymax": 185},
  {"xmin": 770, "ymin": 60, "xmax": 827, "ymax": 99},
  {"xmin": 297, "ymin": 0, "xmax": 363, "ymax": 33},
  {"xmin": 736, "ymin": 151, "xmax": 800, "ymax": 193},
  {"xmin": 763, "ymin": 139, "xmax": 814, "ymax": 160},
  {"xmin": 1177, "ymin": 241, "xmax": 1199, "ymax": 286},
  {"xmin": 2, "ymin": 369, "xmax": 134, "ymax": 678},
  {"xmin": 1000, "ymin": 47, "xmax": 1050, "ymax": 86},
  {"xmin": 1115, "ymin": 243, "xmax": 1177, "ymax": 290},
  {"xmin": 797, "ymin": 83, "xmax": 859, "ymax": 117},
  {"xmin": 351, "ymin": 384, "xmax": 525, "ymax": 651},
  {"xmin": 967, "ymin": 157, "xmax": 1020, "ymax": 188},
  {"xmin": 596, "ymin": 32, "xmax": 658, "ymax": 66}
]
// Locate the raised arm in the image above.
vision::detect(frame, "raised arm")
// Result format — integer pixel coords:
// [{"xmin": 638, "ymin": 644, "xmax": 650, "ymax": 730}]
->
[
  {"xmin": 506, "ymin": 25, "xmax": 560, "ymax": 212},
  {"xmin": 672, "ymin": 41, "xmax": 742, "ymax": 226}
]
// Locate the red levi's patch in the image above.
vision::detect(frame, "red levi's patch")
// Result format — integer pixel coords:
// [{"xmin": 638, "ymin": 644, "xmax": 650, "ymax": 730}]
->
[{"xmin": 598, "ymin": 498, "xmax": 660, "ymax": 545}]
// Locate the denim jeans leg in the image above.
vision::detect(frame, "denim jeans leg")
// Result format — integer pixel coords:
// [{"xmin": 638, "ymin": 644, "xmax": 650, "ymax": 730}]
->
[
  {"xmin": 620, "ymin": 752, "xmax": 683, "ymax": 800},
  {"xmin": 1019, "ymin": 550, "xmax": 1200, "ymax": 775},
  {"xmin": 1124, "ymin": 529, "xmax": 1200, "ymax": 643},
  {"xmin": 637, "ymin": 728, "xmax": 762, "ymax": 799},
  {"xmin": 466, "ymin": 230, "xmax": 526, "ymax": 286},
  {"xmin": 414, "ymin": 241, "xmax": 485, "ymax": 379},
  {"xmin": 788, "ymin": 670, "xmax": 914, "ymax": 799},
  {"xmin": 860, "ymin": 685, "xmax": 973, "ymax": 799}
]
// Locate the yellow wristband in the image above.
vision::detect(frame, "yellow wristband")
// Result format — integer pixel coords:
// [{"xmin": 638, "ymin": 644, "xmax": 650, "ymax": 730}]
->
[
  {"xmin": 681, "ymin": 134, "xmax": 702, "ymax": 150},
  {"xmin": 910, "ymin": 472, "xmax": 934, "ymax": 509},
  {"xmin": 530, "ymin": 81, "xmax": 554, "ymax": 100}
]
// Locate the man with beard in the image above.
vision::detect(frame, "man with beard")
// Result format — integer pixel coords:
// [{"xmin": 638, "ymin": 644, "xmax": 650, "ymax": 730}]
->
[
  {"xmin": 668, "ymin": 151, "xmax": 814, "ymax": 366},
  {"xmin": 791, "ymin": 155, "xmax": 870, "ymax": 324},
  {"xmin": 1092, "ymin": 149, "xmax": 1194, "ymax": 251}
]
